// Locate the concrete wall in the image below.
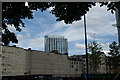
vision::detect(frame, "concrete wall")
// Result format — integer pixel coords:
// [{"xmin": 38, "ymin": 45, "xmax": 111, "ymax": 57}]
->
[
  {"xmin": 2, "ymin": 46, "xmax": 28, "ymax": 76},
  {"xmin": 30, "ymin": 50, "xmax": 71, "ymax": 77},
  {"xmin": 2, "ymin": 46, "xmax": 82, "ymax": 77}
]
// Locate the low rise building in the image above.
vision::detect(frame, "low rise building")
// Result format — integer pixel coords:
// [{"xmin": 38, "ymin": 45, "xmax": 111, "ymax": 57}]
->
[
  {"xmin": 69, "ymin": 54, "xmax": 107, "ymax": 74},
  {"xmin": 68, "ymin": 55, "xmax": 84, "ymax": 77}
]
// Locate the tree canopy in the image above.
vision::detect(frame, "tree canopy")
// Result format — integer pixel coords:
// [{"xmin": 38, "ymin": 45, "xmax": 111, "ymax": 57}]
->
[
  {"xmin": 2, "ymin": 2, "xmax": 120, "ymax": 45},
  {"xmin": 107, "ymin": 41, "xmax": 120, "ymax": 73},
  {"xmin": 2, "ymin": 2, "xmax": 50, "ymax": 45},
  {"xmin": 88, "ymin": 41, "xmax": 104, "ymax": 73}
]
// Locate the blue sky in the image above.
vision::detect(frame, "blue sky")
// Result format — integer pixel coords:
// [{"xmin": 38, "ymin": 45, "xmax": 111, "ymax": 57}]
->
[{"xmin": 8, "ymin": 3, "xmax": 118, "ymax": 56}]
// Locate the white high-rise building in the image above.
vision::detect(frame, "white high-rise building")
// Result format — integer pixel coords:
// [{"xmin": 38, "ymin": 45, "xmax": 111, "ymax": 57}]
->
[{"xmin": 45, "ymin": 35, "xmax": 68, "ymax": 54}]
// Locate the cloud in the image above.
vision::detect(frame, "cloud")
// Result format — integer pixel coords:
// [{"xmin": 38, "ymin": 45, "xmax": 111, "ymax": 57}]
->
[
  {"xmin": 43, "ymin": 20, "xmax": 85, "ymax": 42},
  {"xmin": 86, "ymin": 4, "xmax": 117, "ymax": 38},
  {"xmin": 75, "ymin": 43, "xmax": 85, "ymax": 49},
  {"xmin": 7, "ymin": 24, "xmax": 16, "ymax": 32},
  {"xmin": 74, "ymin": 43, "xmax": 85, "ymax": 54},
  {"xmin": 101, "ymin": 43, "xmax": 110, "ymax": 51},
  {"xmin": 101, "ymin": 42, "xmax": 110, "ymax": 56},
  {"xmin": 62, "ymin": 22, "xmax": 85, "ymax": 42},
  {"xmin": 26, "ymin": 33, "xmax": 31, "ymax": 38},
  {"xmin": 73, "ymin": 42, "xmax": 110, "ymax": 56},
  {"xmin": 15, "ymin": 35, "xmax": 44, "ymax": 51},
  {"xmin": 17, "ymin": 34, "xmax": 23, "ymax": 40},
  {"xmin": 28, "ymin": 37, "xmax": 44, "ymax": 50},
  {"xmin": 12, "ymin": 3, "xmax": 118, "ymax": 56},
  {"xmin": 42, "ymin": 3, "xmax": 117, "ymax": 43},
  {"xmin": 83, "ymin": 4, "xmax": 117, "ymax": 47},
  {"xmin": 47, "ymin": 7, "xmax": 54, "ymax": 11}
]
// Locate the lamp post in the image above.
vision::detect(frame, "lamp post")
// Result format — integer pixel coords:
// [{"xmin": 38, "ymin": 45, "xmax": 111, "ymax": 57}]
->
[
  {"xmin": 84, "ymin": 14, "xmax": 89, "ymax": 80},
  {"xmin": 115, "ymin": 6, "xmax": 120, "ymax": 47},
  {"xmin": 75, "ymin": 68, "xmax": 78, "ymax": 77},
  {"xmin": 75, "ymin": 68, "xmax": 78, "ymax": 79},
  {"xmin": 0, "ymin": 2, "xmax": 2, "ymax": 80}
]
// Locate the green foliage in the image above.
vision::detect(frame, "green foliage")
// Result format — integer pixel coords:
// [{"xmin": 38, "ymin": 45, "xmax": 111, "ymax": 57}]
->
[
  {"xmin": 107, "ymin": 41, "xmax": 120, "ymax": 73},
  {"xmin": 99, "ymin": 2, "xmax": 120, "ymax": 14},
  {"xmin": 2, "ymin": 2, "xmax": 50, "ymax": 45},
  {"xmin": 50, "ymin": 2, "xmax": 96, "ymax": 24},
  {"xmin": 108, "ymin": 41, "xmax": 119, "ymax": 56},
  {"xmin": 88, "ymin": 41, "xmax": 104, "ymax": 73}
]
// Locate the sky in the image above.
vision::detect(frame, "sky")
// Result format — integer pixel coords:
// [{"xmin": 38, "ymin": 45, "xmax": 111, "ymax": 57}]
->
[{"xmin": 8, "ymin": 3, "xmax": 118, "ymax": 56}]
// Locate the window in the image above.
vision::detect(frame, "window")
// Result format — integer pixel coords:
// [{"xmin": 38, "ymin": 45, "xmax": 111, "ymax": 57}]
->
[
  {"xmin": 71, "ymin": 65, "xmax": 73, "ymax": 68},
  {"xmin": 84, "ymin": 68, "xmax": 86, "ymax": 70}
]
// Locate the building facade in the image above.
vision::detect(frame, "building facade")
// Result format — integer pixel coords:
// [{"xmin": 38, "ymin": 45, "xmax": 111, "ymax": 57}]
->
[
  {"xmin": 45, "ymin": 36, "xmax": 68, "ymax": 54},
  {"xmin": 69, "ymin": 54, "xmax": 107, "ymax": 74},
  {"xmin": 68, "ymin": 55, "xmax": 84, "ymax": 77}
]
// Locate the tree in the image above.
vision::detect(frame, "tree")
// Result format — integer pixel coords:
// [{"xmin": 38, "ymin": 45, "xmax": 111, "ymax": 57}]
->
[
  {"xmin": 107, "ymin": 41, "xmax": 120, "ymax": 73},
  {"xmin": 2, "ymin": 2, "xmax": 120, "ymax": 45},
  {"xmin": 2, "ymin": 2, "xmax": 50, "ymax": 45},
  {"xmin": 88, "ymin": 41, "xmax": 104, "ymax": 73}
]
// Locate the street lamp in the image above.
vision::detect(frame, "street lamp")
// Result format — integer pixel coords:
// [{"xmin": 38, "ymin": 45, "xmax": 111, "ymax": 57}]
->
[
  {"xmin": 75, "ymin": 68, "xmax": 78, "ymax": 78},
  {"xmin": 115, "ymin": 6, "xmax": 120, "ymax": 47},
  {"xmin": 84, "ymin": 14, "xmax": 89, "ymax": 80}
]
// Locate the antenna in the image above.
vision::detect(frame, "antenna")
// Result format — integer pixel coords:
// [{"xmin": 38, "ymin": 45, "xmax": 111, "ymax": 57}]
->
[{"xmin": 93, "ymin": 33, "xmax": 95, "ymax": 42}]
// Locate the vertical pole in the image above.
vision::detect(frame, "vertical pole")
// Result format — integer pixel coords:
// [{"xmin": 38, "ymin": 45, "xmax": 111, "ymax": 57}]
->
[
  {"xmin": 115, "ymin": 5, "xmax": 120, "ymax": 78},
  {"xmin": 0, "ymin": 1, "xmax": 2, "ymax": 80},
  {"xmin": 76, "ymin": 70, "xmax": 77, "ymax": 78},
  {"xmin": 93, "ymin": 33, "xmax": 95, "ymax": 42},
  {"xmin": 84, "ymin": 14, "xmax": 89, "ymax": 80},
  {"xmin": 116, "ymin": 6, "xmax": 120, "ymax": 47}
]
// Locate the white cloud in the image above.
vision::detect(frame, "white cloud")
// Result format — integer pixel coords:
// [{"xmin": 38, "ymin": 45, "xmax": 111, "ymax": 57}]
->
[
  {"xmin": 103, "ymin": 50, "xmax": 109, "ymax": 56},
  {"xmin": 7, "ymin": 24, "xmax": 16, "ymax": 32},
  {"xmin": 43, "ymin": 4, "xmax": 117, "ymax": 43},
  {"xmin": 13, "ymin": 3, "xmax": 118, "ymax": 55},
  {"xmin": 47, "ymin": 7, "xmax": 54, "ymax": 11},
  {"xmin": 73, "ymin": 42, "xmax": 110, "ymax": 56},
  {"xmin": 45, "ymin": 20, "xmax": 86, "ymax": 42},
  {"xmin": 75, "ymin": 43, "xmax": 85, "ymax": 49},
  {"xmin": 36, "ymin": 21, "xmax": 68, "ymax": 37},
  {"xmin": 15, "ymin": 36, "xmax": 44, "ymax": 51},
  {"xmin": 74, "ymin": 43, "xmax": 85, "ymax": 54},
  {"xmin": 27, "ymin": 37, "xmax": 44, "ymax": 50},
  {"xmin": 101, "ymin": 43, "xmax": 110, "ymax": 51},
  {"xmin": 86, "ymin": 4, "xmax": 117, "ymax": 38},
  {"xmin": 17, "ymin": 34, "xmax": 23, "ymax": 40},
  {"xmin": 63, "ymin": 23, "xmax": 84, "ymax": 42},
  {"xmin": 26, "ymin": 33, "xmax": 31, "ymax": 38}
]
